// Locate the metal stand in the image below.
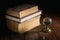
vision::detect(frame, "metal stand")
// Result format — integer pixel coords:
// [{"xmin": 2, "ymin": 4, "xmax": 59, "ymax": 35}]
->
[{"xmin": 40, "ymin": 27, "xmax": 52, "ymax": 40}]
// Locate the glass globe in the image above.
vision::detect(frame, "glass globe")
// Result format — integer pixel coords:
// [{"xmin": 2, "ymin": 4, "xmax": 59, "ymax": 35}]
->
[
  {"xmin": 41, "ymin": 17, "xmax": 52, "ymax": 33},
  {"xmin": 42, "ymin": 17, "xmax": 52, "ymax": 26},
  {"xmin": 40, "ymin": 17, "xmax": 52, "ymax": 40}
]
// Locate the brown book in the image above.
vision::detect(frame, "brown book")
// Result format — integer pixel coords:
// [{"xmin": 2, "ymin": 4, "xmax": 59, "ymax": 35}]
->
[
  {"xmin": 6, "ymin": 16, "xmax": 41, "ymax": 33},
  {"xmin": 6, "ymin": 4, "xmax": 39, "ymax": 18}
]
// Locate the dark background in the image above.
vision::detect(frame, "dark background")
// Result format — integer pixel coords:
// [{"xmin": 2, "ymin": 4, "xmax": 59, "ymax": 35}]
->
[{"xmin": 0, "ymin": 0, "xmax": 60, "ymax": 34}]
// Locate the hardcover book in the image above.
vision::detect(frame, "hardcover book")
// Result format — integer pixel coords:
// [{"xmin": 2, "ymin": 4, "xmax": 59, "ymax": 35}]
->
[
  {"xmin": 6, "ymin": 4, "xmax": 39, "ymax": 18},
  {"xmin": 6, "ymin": 16, "xmax": 41, "ymax": 33}
]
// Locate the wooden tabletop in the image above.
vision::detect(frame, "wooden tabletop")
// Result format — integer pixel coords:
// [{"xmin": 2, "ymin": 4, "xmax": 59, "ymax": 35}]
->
[{"xmin": 0, "ymin": 13, "xmax": 60, "ymax": 40}]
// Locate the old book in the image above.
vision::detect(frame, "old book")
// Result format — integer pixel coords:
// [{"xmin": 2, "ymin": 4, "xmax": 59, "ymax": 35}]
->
[
  {"xmin": 6, "ymin": 16, "xmax": 41, "ymax": 33},
  {"xmin": 6, "ymin": 11, "xmax": 42, "ymax": 22},
  {"xmin": 6, "ymin": 4, "xmax": 39, "ymax": 18}
]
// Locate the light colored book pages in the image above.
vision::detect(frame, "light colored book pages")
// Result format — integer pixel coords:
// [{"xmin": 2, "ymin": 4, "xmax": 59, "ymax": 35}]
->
[
  {"xmin": 6, "ymin": 4, "xmax": 39, "ymax": 18},
  {"xmin": 6, "ymin": 11, "xmax": 42, "ymax": 23},
  {"xmin": 6, "ymin": 16, "xmax": 41, "ymax": 33}
]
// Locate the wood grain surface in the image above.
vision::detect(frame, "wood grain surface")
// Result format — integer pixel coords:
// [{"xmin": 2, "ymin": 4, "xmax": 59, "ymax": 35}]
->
[{"xmin": 0, "ymin": 13, "xmax": 60, "ymax": 40}]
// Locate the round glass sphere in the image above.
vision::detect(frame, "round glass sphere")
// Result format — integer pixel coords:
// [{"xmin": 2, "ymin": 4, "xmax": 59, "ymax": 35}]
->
[{"xmin": 42, "ymin": 17, "xmax": 52, "ymax": 26}]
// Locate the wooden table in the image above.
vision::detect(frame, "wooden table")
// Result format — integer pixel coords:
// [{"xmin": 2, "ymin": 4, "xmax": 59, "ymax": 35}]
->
[{"xmin": 0, "ymin": 13, "xmax": 60, "ymax": 40}]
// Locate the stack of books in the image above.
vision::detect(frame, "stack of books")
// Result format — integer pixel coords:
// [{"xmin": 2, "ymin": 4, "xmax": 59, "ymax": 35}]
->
[{"xmin": 6, "ymin": 4, "xmax": 42, "ymax": 33}]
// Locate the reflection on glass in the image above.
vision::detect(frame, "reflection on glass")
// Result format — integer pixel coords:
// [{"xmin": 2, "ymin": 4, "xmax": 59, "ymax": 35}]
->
[{"xmin": 43, "ymin": 17, "xmax": 52, "ymax": 26}]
